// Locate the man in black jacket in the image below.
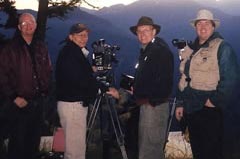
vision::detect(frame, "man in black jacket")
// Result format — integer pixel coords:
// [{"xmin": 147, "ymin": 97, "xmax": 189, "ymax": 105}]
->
[
  {"xmin": 130, "ymin": 16, "xmax": 174, "ymax": 159},
  {"xmin": 55, "ymin": 23, "xmax": 98, "ymax": 159}
]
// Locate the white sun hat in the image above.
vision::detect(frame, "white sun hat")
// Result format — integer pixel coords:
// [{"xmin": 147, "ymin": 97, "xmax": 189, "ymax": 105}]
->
[{"xmin": 190, "ymin": 9, "xmax": 220, "ymax": 28}]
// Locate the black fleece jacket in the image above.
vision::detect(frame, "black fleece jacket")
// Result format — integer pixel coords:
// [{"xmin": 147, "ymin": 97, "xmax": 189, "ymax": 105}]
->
[
  {"xmin": 133, "ymin": 37, "xmax": 174, "ymax": 105},
  {"xmin": 55, "ymin": 41, "xmax": 98, "ymax": 105}
]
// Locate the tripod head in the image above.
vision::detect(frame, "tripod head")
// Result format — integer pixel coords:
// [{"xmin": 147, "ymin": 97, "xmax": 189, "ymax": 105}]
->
[{"xmin": 95, "ymin": 68, "xmax": 116, "ymax": 94}]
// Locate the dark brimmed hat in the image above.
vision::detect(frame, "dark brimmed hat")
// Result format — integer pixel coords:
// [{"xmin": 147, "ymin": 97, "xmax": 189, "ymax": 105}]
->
[
  {"xmin": 69, "ymin": 23, "xmax": 89, "ymax": 34},
  {"xmin": 130, "ymin": 16, "xmax": 161, "ymax": 35}
]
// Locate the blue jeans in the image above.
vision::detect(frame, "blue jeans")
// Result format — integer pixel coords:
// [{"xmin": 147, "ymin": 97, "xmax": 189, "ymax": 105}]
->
[{"xmin": 138, "ymin": 102, "xmax": 169, "ymax": 159}]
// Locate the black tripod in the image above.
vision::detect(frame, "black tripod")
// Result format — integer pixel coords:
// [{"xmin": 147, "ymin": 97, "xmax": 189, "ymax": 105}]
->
[
  {"xmin": 87, "ymin": 89, "xmax": 128, "ymax": 159},
  {"xmin": 163, "ymin": 97, "xmax": 177, "ymax": 152}
]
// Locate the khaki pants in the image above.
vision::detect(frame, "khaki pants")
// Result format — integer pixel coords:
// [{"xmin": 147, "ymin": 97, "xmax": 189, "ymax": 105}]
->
[{"xmin": 57, "ymin": 101, "xmax": 88, "ymax": 159}]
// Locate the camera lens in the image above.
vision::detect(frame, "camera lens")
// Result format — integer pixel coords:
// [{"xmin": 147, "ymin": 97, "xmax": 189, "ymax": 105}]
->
[{"xmin": 172, "ymin": 39, "xmax": 186, "ymax": 49}]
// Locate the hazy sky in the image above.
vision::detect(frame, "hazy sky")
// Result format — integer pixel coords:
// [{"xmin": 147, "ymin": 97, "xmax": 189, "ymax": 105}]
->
[
  {"xmin": 14, "ymin": 0, "xmax": 240, "ymax": 16},
  {"xmin": 15, "ymin": 0, "xmax": 138, "ymax": 10}
]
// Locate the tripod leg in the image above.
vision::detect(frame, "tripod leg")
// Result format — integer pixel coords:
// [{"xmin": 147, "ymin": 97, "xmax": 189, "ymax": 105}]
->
[
  {"xmin": 87, "ymin": 95, "xmax": 102, "ymax": 144},
  {"xmin": 119, "ymin": 146, "xmax": 129, "ymax": 159},
  {"xmin": 163, "ymin": 97, "xmax": 177, "ymax": 152},
  {"xmin": 105, "ymin": 95, "xmax": 128, "ymax": 159}
]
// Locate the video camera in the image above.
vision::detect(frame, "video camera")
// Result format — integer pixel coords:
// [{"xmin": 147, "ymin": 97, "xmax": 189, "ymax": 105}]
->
[
  {"xmin": 92, "ymin": 39, "xmax": 120, "ymax": 92},
  {"xmin": 92, "ymin": 39, "xmax": 120, "ymax": 71},
  {"xmin": 172, "ymin": 39, "xmax": 192, "ymax": 50}
]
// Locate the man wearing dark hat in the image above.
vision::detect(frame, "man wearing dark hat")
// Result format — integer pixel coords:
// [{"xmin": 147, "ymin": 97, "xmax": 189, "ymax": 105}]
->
[
  {"xmin": 175, "ymin": 9, "xmax": 240, "ymax": 159},
  {"xmin": 130, "ymin": 16, "xmax": 174, "ymax": 159},
  {"xmin": 55, "ymin": 23, "xmax": 98, "ymax": 159}
]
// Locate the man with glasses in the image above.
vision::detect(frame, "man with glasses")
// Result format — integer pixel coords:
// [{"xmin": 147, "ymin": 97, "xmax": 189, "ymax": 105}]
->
[
  {"xmin": 0, "ymin": 13, "xmax": 52, "ymax": 159},
  {"xmin": 55, "ymin": 23, "xmax": 98, "ymax": 159},
  {"xmin": 129, "ymin": 16, "xmax": 174, "ymax": 159}
]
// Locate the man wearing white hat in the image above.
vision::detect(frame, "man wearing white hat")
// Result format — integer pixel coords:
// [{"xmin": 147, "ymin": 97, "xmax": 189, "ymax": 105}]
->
[{"xmin": 175, "ymin": 9, "xmax": 240, "ymax": 159}]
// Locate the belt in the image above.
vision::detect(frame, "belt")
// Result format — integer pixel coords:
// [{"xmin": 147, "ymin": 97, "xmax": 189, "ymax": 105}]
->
[
  {"xmin": 136, "ymin": 98, "xmax": 150, "ymax": 106},
  {"xmin": 136, "ymin": 98, "xmax": 169, "ymax": 107}
]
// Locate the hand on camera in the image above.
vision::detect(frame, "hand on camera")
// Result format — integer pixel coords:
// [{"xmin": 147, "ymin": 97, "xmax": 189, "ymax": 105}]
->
[
  {"xmin": 106, "ymin": 87, "xmax": 120, "ymax": 99},
  {"xmin": 126, "ymin": 86, "xmax": 133, "ymax": 95}
]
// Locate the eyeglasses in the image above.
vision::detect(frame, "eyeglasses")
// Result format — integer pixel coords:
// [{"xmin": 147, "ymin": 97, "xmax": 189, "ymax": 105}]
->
[
  {"xmin": 19, "ymin": 21, "xmax": 36, "ymax": 27},
  {"xmin": 136, "ymin": 29, "xmax": 153, "ymax": 35},
  {"xmin": 74, "ymin": 33, "xmax": 88, "ymax": 38}
]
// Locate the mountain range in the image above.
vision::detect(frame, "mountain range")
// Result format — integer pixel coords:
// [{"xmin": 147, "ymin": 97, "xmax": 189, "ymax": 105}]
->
[
  {"xmin": 1, "ymin": 0, "xmax": 240, "ymax": 93},
  {"xmin": 46, "ymin": 0, "xmax": 240, "ymax": 88},
  {"xmin": 1, "ymin": 0, "xmax": 239, "ymax": 75},
  {"xmin": 193, "ymin": 0, "xmax": 240, "ymax": 16},
  {"xmin": 1, "ymin": 0, "xmax": 240, "ymax": 98}
]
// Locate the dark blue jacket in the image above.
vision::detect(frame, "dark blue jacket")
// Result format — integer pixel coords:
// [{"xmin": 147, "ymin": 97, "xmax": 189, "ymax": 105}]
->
[
  {"xmin": 133, "ymin": 37, "xmax": 174, "ymax": 105},
  {"xmin": 55, "ymin": 41, "xmax": 98, "ymax": 105}
]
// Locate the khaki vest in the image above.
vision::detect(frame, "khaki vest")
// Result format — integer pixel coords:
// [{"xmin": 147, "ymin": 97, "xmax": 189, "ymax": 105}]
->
[{"xmin": 179, "ymin": 38, "xmax": 223, "ymax": 91}]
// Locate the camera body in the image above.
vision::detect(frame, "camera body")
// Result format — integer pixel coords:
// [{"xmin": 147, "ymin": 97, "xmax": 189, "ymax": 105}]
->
[
  {"xmin": 120, "ymin": 74, "xmax": 134, "ymax": 91},
  {"xmin": 92, "ymin": 39, "xmax": 120, "ymax": 92},
  {"xmin": 92, "ymin": 39, "xmax": 120, "ymax": 71},
  {"xmin": 172, "ymin": 39, "xmax": 192, "ymax": 61},
  {"xmin": 172, "ymin": 39, "xmax": 187, "ymax": 49}
]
